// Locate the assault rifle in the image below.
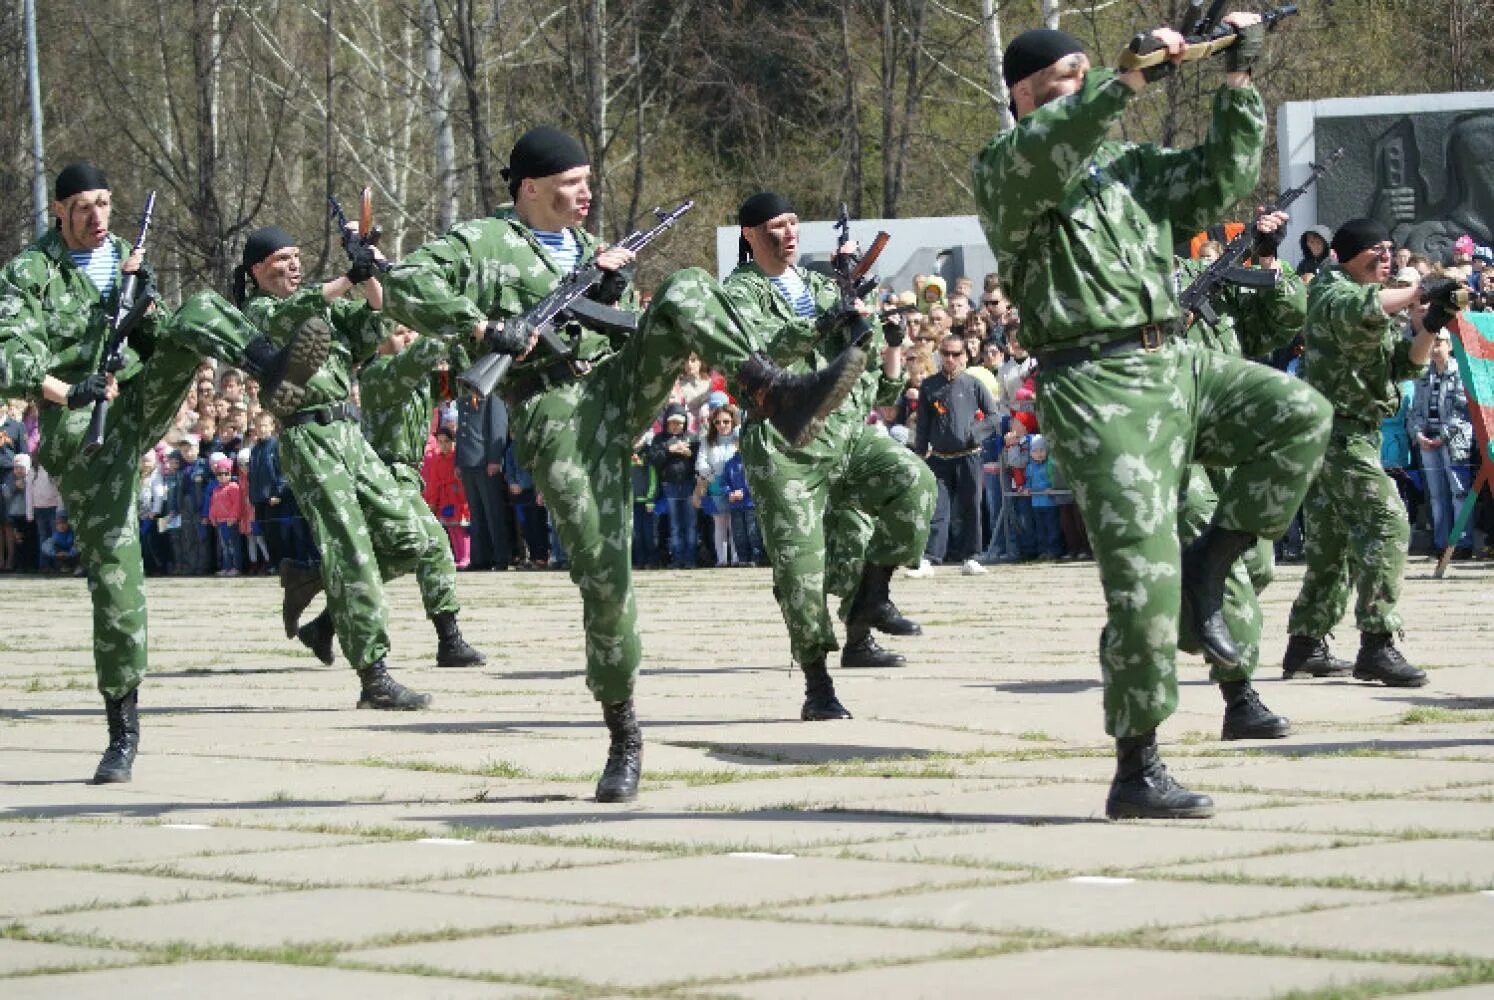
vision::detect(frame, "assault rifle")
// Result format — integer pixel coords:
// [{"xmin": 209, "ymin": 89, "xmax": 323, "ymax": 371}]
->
[
  {"xmin": 81, "ymin": 190, "xmax": 157, "ymax": 456},
  {"xmin": 458, "ymin": 200, "xmax": 694, "ymax": 397},
  {"xmin": 1180, "ymin": 146, "xmax": 1345, "ymax": 327},
  {"xmin": 830, "ymin": 204, "xmax": 891, "ymax": 349},
  {"xmin": 328, "ymin": 187, "xmax": 390, "ymax": 275},
  {"xmin": 1119, "ymin": 2, "xmax": 1298, "ymax": 77}
]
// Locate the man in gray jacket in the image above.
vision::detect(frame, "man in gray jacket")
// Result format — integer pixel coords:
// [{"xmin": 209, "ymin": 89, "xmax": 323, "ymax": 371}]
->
[
  {"xmin": 456, "ymin": 391, "xmax": 512, "ymax": 571},
  {"xmin": 1410, "ymin": 329, "xmax": 1475, "ymax": 556}
]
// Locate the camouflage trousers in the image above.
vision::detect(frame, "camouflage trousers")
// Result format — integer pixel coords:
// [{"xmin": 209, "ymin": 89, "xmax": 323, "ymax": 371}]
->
[
  {"xmin": 1287, "ymin": 422, "xmax": 1408, "ymax": 638},
  {"xmin": 742, "ymin": 422, "xmax": 935, "ymax": 666},
  {"xmin": 1037, "ymin": 341, "xmax": 1330, "ymax": 738},
  {"xmin": 1177, "ymin": 463, "xmax": 1276, "ymax": 681},
  {"xmin": 279, "ymin": 419, "xmax": 440, "ymax": 670},
  {"xmin": 38, "ymin": 292, "xmax": 260, "ymax": 700},
  {"xmin": 510, "ymin": 267, "xmax": 771, "ymax": 704},
  {"xmin": 386, "ymin": 463, "xmax": 460, "ymax": 619}
]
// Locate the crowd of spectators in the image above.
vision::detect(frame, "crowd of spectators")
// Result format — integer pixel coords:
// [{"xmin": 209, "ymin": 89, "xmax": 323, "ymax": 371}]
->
[{"xmin": 2, "ymin": 235, "xmax": 1490, "ymax": 581}]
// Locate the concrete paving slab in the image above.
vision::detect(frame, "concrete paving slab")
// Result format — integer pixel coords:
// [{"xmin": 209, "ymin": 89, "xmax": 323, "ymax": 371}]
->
[
  {"xmin": 1214, "ymin": 798, "xmax": 1494, "ymax": 835},
  {"xmin": 816, "ymin": 822, "xmax": 1352, "ymax": 873},
  {"xmin": 140, "ymin": 838, "xmax": 644, "ymax": 886},
  {"xmin": 778, "ymin": 877, "xmax": 1396, "ymax": 935},
  {"xmin": 1382, "ymin": 987, "xmax": 1494, "ymax": 999},
  {"xmin": 0, "ymin": 961, "xmax": 549, "ymax": 998},
  {"xmin": 0, "ymin": 868, "xmax": 268, "ymax": 918},
  {"xmin": 423, "ymin": 853, "xmax": 1009, "ymax": 910},
  {"xmin": 853, "ymin": 779, "xmax": 1274, "ymax": 822},
  {"xmin": 725, "ymin": 946, "xmax": 1445, "ymax": 999},
  {"xmin": 342, "ymin": 915, "xmax": 989, "ymax": 987},
  {"xmin": 1165, "ymin": 892, "xmax": 1494, "ymax": 959},
  {"xmin": 22, "ymin": 887, "xmax": 618, "ymax": 949},
  {"xmin": 0, "ymin": 938, "xmax": 132, "ymax": 975},
  {"xmin": 0, "ymin": 823, "xmax": 365, "ymax": 866},
  {"xmin": 1181, "ymin": 755, "xmax": 1494, "ymax": 796},
  {"xmin": 1164, "ymin": 838, "xmax": 1494, "ymax": 889}
]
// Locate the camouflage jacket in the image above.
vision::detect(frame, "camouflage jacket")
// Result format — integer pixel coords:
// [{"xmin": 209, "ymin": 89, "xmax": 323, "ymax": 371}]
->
[
  {"xmin": 972, "ymin": 69, "xmax": 1265, "ymax": 354},
  {"xmin": 241, "ymin": 286, "xmax": 391, "ymax": 413},
  {"xmin": 1176, "ymin": 256, "xmax": 1308, "ymax": 358},
  {"xmin": 723, "ymin": 263, "xmax": 903, "ymax": 431},
  {"xmin": 0, "ymin": 228, "xmax": 170, "ymax": 394},
  {"xmin": 359, "ymin": 334, "xmax": 451, "ymax": 467},
  {"xmin": 1300, "ymin": 264, "xmax": 1425, "ymax": 423},
  {"xmin": 380, "ymin": 206, "xmax": 632, "ymax": 378}
]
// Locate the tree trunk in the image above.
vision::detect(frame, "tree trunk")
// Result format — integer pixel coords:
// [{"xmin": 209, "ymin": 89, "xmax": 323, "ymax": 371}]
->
[
  {"xmin": 192, "ymin": 0, "xmax": 227, "ymax": 288},
  {"xmin": 580, "ymin": 0, "xmax": 608, "ymax": 236},
  {"xmin": 423, "ymin": 0, "xmax": 459, "ymax": 232},
  {"xmin": 980, "ymin": 0, "xmax": 1013, "ymax": 132},
  {"xmin": 839, "ymin": 0, "xmax": 863, "ymax": 216},
  {"xmin": 456, "ymin": 0, "xmax": 497, "ymax": 213}
]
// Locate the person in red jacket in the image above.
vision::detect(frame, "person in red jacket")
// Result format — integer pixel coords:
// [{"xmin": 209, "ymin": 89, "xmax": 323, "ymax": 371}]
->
[{"xmin": 421, "ymin": 426, "xmax": 469, "ymax": 568}]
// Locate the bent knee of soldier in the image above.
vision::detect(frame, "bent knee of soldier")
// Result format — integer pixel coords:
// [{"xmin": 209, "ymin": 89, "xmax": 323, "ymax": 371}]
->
[{"xmin": 1282, "ymin": 383, "xmax": 1332, "ymax": 436}]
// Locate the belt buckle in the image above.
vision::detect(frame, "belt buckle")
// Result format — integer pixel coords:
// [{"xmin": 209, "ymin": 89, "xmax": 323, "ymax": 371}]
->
[{"xmin": 1139, "ymin": 324, "xmax": 1165, "ymax": 352}]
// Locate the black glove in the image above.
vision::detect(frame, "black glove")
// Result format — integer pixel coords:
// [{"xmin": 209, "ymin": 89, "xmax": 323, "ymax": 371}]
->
[
  {"xmin": 815, "ymin": 301, "xmax": 857, "ymax": 336},
  {"xmin": 593, "ymin": 267, "xmax": 630, "ymax": 305},
  {"xmin": 1420, "ymin": 277, "xmax": 1466, "ymax": 309},
  {"xmin": 1253, "ymin": 227, "xmax": 1283, "ymax": 260},
  {"xmin": 346, "ymin": 245, "xmax": 379, "ymax": 284},
  {"xmin": 882, "ymin": 315, "xmax": 905, "ymax": 348},
  {"xmin": 67, "ymin": 373, "xmax": 109, "ymax": 410},
  {"xmin": 483, "ymin": 319, "xmax": 531, "ymax": 356},
  {"xmin": 1225, "ymin": 21, "xmax": 1266, "ymax": 73}
]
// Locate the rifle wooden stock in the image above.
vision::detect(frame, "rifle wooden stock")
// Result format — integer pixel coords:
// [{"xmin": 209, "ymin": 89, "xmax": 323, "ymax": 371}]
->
[{"xmin": 1119, "ymin": 4, "xmax": 1297, "ymax": 73}]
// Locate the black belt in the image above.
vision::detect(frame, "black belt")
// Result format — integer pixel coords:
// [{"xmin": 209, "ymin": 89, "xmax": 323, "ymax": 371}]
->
[
  {"xmin": 285, "ymin": 402, "xmax": 360, "ymax": 428},
  {"xmin": 930, "ymin": 447, "xmax": 980, "ymax": 459},
  {"xmin": 1036, "ymin": 323, "xmax": 1175, "ymax": 370},
  {"xmin": 500, "ymin": 356, "xmax": 601, "ymax": 409}
]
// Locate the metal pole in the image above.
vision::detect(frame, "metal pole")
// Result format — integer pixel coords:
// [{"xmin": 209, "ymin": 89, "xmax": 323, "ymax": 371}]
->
[{"xmin": 23, "ymin": 0, "xmax": 48, "ymax": 237}]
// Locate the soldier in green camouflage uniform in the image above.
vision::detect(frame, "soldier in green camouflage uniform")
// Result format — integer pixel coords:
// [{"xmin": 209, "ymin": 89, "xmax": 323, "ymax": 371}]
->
[
  {"xmin": 975, "ymin": 23, "xmax": 1331, "ymax": 819},
  {"xmin": 1284, "ymin": 218, "xmax": 1439, "ymax": 687},
  {"xmin": 1174, "ymin": 212, "xmax": 1308, "ymax": 740},
  {"xmin": 724, "ymin": 192, "xmax": 935, "ymax": 722},
  {"xmin": 381, "ymin": 127, "xmax": 863, "ymax": 804},
  {"xmin": 0, "ymin": 164, "xmax": 329, "ymax": 784},
  {"xmin": 234, "ymin": 225, "xmax": 438, "ymax": 712},
  {"xmin": 346, "ymin": 326, "xmax": 485, "ymax": 668}
]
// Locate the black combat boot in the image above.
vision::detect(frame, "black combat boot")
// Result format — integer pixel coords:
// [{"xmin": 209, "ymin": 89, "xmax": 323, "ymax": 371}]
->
[
  {"xmin": 1105, "ymin": 730, "xmax": 1214, "ymax": 820},
  {"xmin": 736, "ymin": 348, "xmax": 867, "ymax": 448},
  {"xmin": 297, "ymin": 608, "xmax": 336, "ymax": 666},
  {"xmin": 356, "ymin": 660, "xmax": 433, "ymax": 710},
  {"xmin": 93, "ymin": 689, "xmax": 140, "ymax": 784},
  {"xmin": 433, "ymin": 611, "xmax": 486, "ymax": 668},
  {"xmin": 840, "ymin": 628, "xmax": 906, "ymax": 669},
  {"xmin": 1179, "ymin": 524, "xmax": 1256, "ymax": 670},
  {"xmin": 280, "ymin": 559, "xmax": 324, "ymax": 638},
  {"xmin": 845, "ymin": 563, "xmax": 923, "ymax": 637},
  {"xmin": 241, "ymin": 317, "xmax": 333, "ymax": 417},
  {"xmin": 800, "ymin": 658, "xmax": 853, "ymax": 721},
  {"xmin": 1354, "ymin": 632, "xmax": 1427, "ymax": 687},
  {"xmin": 1219, "ymin": 679, "xmax": 1291, "ymax": 740},
  {"xmin": 1281, "ymin": 633, "xmax": 1353, "ymax": 679},
  {"xmin": 596, "ymin": 700, "xmax": 643, "ymax": 803}
]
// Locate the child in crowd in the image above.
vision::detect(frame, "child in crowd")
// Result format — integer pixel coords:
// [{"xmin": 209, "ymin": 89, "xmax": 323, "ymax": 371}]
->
[
  {"xmin": 648, "ymin": 403, "xmax": 700, "ymax": 569},
  {"xmin": 1025, "ymin": 435, "xmax": 1064, "ymax": 560},
  {"xmin": 720, "ymin": 449, "xmax": 763, "ymax": 566},
  {"xmin": 421, "ymin": 426, "xmax": 470, "ymax": 568},
  {"xmin": 3, "ymin": 453, "xmax": 31, "ymax": 571},
  {"xmin": 505, "ymin": 442, "xmax": 551, "ymax": 568},
  {"xmin": 695, "ymin": 401, "xmax": 743, "ymax": 566},
  {"xmin": 138, "ymin": 451, "xmax": 170, "ymax": 575},
  {"xmin": 1001, "ymin": 411, "xmax": 1037, "ymax": 561},
  {"xmin": 238, "ymin": 449, "xmax": 269, "ymax": 573},
  {"xmin": 159, "ymin": 450, "xmax": 183, "ymax": 574},
  {"xmin": 176, "ymin": 438, "xmax": 211, "ymax": 573},
  {"xmin": 208, "ymin": 453, "xmax": 243, "ymax": 576},
  {"xmin": 630, "ymin": 440, "xmax": 659, "ymax": 569},
  {"xmin": 28, "ymin": 458, "xmax": 59, "ymax": 572},
  {"xmin": 195, "ymin": 415, "xmax": 221, "ymax": 460},
  {"xmin": 43, "ymin": 510, "xmax": 77, "ymax": 574}
]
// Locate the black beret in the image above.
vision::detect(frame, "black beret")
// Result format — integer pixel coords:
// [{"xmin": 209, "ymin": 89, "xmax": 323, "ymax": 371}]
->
[
  {"xmin": 1003, "ymin": 28, "xmax": 1086, "ymax": 88},
  {"xmin": 1331, "ymin": 218, "xmax": 1391, "ymax": 265},
  {"xmin": 54, "ymin": 163, "xmax": 110, "ymax": 202},
  {"xmin": 241, "ymin": 226, "xmax": 297, "ymax": 270},
  {"xmin": 502, "ymin": 127, "xmax": 590, "ymax": 196}
]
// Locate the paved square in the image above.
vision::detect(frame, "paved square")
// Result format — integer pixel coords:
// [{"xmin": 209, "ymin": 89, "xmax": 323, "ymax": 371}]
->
[{"xmin": 4, "ymin": 564, "xmax": 1494, "ymax": 996}]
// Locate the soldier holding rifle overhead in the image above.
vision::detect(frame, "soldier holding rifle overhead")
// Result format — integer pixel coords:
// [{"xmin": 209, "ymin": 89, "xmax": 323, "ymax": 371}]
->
[
  {"xmin": 0, "ymin": 163, "xmax": 330, "ymax": 784},
  {"xmin": 382, "ymin": 127, "xmax": 865, "ymax": 804},
  {"xmin": 973, "ymin": 11, "xmax": 1331, "ymax": 820}
]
